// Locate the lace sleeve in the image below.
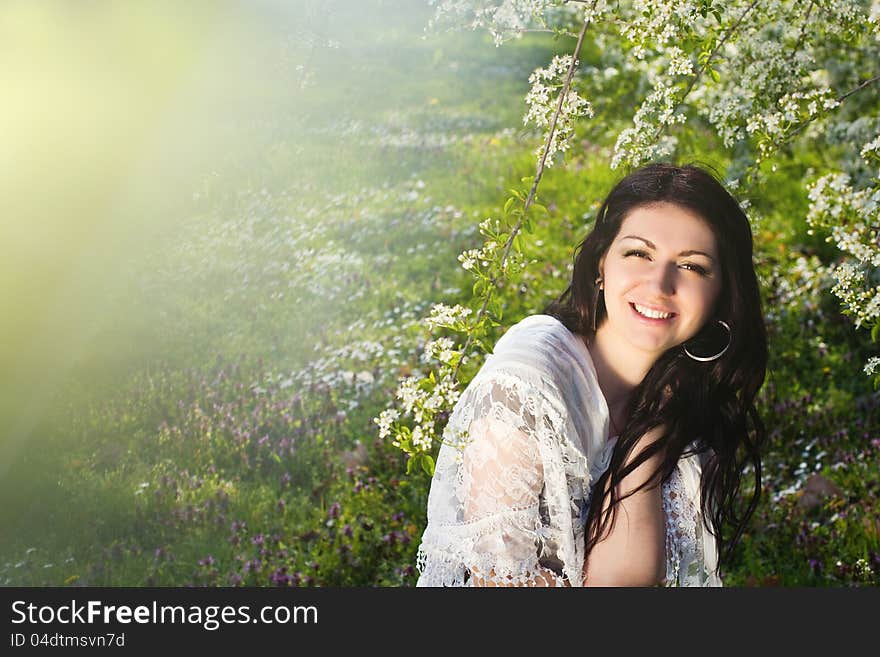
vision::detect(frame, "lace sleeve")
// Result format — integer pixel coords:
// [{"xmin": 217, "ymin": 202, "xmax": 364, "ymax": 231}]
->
[{"xmin": 416, "ymin": 371, "xmax": 588, "ymax": 587}]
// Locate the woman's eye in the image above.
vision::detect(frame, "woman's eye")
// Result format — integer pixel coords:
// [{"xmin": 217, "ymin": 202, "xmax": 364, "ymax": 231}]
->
[
  {"xmin": 681, "ymin": 263, "xmax": 709, "ymax": 276},
  {"xmin": 624, "ymin": 249, "xmax": 649, "ymax": 259}
]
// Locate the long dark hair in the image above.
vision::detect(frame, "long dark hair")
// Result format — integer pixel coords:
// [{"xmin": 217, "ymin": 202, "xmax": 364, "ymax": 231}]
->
[{"xmin": 543, "ymin": 162, "xmax": 767, "ymax": 576}]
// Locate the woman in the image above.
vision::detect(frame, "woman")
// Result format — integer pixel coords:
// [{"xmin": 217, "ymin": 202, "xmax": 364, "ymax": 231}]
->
[{"xmin": 415, "ymin": 162, "xmax": 767, "ymax": 586}]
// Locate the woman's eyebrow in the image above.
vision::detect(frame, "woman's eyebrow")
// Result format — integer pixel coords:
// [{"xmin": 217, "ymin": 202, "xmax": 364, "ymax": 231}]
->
[{"xmin": 620, "ymin": 235, "xmax": 716, "ymax": 262}]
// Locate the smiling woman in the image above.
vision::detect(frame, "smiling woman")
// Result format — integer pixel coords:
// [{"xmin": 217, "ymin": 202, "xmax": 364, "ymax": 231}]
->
[{"xmin": 415, "ymin": 162, "xmax": 768, "ymax": 586}]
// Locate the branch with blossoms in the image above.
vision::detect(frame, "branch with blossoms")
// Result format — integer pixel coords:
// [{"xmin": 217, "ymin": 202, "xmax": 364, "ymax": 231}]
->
[
  {"xmin": 374, "ymin": 2, "xmax": 598, "ymax": 475},
  {"xmin": 807, "ymin": 132, "xmax": 880, "ymax": 388},
  {"xmin": 377, "ymin": 0, "xmax": 880, "ymax": 472}
]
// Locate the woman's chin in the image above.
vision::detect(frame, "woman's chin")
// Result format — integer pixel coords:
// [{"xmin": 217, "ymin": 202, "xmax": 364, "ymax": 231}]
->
[{"xmin": 624, "ymin": 333, "xmax": 678, "ymax": 356}]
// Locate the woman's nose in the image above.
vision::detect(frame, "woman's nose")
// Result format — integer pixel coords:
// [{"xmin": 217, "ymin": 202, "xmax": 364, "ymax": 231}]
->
[{"xmin": 646, "ymin": 263, "xmax": 676, "ymax": 296}]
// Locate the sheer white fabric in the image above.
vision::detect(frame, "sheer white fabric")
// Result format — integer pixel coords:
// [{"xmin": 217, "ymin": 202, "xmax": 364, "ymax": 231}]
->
[
  {"xmin": 663, "ymin": 449, "xmax": 722, "ymax": 586},
  {"xmin": 415, "ymin": 314, "xmax": 721, "ymax": 587}
]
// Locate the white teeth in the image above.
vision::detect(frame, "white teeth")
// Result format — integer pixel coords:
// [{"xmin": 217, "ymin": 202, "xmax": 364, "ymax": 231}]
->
[{"xmin": 633, "ymin": 303, "xmax": 673, "ymax": 319}]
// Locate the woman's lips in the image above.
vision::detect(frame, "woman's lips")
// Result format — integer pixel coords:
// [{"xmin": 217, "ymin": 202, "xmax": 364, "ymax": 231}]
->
[{"xmin": 629, "ymin": 302, "xmax": 677, "ymax": 323}]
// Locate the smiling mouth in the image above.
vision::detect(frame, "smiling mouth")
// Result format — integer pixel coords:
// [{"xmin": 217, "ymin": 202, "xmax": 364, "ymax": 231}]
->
[{"xmin": 630, "ymin": 302, "xmax": 676, "ymax": 320}]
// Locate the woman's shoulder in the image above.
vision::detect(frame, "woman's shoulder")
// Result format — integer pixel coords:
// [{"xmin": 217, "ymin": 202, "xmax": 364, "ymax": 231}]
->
[
  {"xmin": 493, "ymin": 314, "xmax": 582, "ymax": 354},
  {"xmin": 476, "ymin": 314, "xmax": 598, "ymax": 403},
  {"xmin": 462, "ymin": 314, "xmax": 609, "ymax": 469},
  {"xmin": 505, "ymin": 313, "xmax": 568, "ymax": 333},
  {"xmin": 490, "ymin": 314, "xmax": 593, "ymax": 376}
]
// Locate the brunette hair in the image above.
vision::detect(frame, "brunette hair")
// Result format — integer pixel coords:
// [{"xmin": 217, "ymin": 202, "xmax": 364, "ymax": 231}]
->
[{"xmin": 544, "ymin": 162, "xmax": 767, "ymax": 575}]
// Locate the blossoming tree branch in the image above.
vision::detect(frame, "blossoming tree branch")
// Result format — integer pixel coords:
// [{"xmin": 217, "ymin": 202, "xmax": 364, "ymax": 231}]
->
[{"xmin": 375, "ymin": 0, "xmax": 880, "ymax": 475}]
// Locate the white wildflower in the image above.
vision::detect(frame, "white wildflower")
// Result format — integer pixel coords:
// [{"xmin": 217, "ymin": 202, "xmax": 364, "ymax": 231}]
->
[
  {"xmin": 411, "ymin": 424, "xmax": 433, "ymax": 451},
  {"xmin": 424, "ymin": 302, "xmax": 473, "ymax": 330},
  {"xmin": 374, "ymin": 408, "xmax": 400, "ymax": 440},
  {"xmin": 395, "ymin": 376, "xmax": 422, "ymax": 414}
]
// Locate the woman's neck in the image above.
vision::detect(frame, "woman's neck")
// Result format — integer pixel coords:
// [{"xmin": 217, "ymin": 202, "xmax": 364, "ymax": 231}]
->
[{"xmin": 586, "ymin": 325, "xmax": 657, "ymax": 425}]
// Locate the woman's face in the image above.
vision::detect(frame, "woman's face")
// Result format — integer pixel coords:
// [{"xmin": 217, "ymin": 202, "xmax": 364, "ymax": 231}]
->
[{"xmin": 596, "ymin": 202, "xmax": 723, "ymax": 358}]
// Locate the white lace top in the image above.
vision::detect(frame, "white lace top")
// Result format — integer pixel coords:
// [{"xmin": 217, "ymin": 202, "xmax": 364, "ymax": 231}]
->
[{"xmin": 415, "ymin": 314, "xmax": 721, "ymax": 587}]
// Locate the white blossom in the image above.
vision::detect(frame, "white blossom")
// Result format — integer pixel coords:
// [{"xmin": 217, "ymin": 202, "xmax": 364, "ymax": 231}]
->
[
  {"xmin": 395, "ymin": 376, "xmax": 422, "ymax": 414},
  {"xmin": 423, "ymin": 337, "xmax": 459, "ymax": 365},
  {"xmin": 424, "ymin": 302, "xmax": 473, "ymax": 330},
  {"xmin": 524, "ymin": 55, "xmax": 593, "ymax": 166},
  {"xmin": 374, "ymin": 408, "xmax": 400, "ymax": 440},
  {"xmin": 411, "ymin": 424, "xmax": 433, "ymax": 451}
]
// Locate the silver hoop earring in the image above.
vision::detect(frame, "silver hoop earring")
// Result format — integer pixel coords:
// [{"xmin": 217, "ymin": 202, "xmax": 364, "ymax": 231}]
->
[
  {"xmin": 683, "ymin": 320, "xmax": 731, "ymax": 362},
  {"xmin": 590, "ymin": 277, "xmax": 604, "ymax": 332}
]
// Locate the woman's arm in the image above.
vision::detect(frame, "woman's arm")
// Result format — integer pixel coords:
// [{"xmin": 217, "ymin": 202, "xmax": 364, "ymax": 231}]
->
[
  {"xmin": 462, "ymin": 415, "xmax": 570, "ymax": 587},
  {"xmin": 582, "ymin": 426, "xmax": 667, "ymax": 587}
]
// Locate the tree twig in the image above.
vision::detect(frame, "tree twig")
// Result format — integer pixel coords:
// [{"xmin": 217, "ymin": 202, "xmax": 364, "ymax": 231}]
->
[
  {"xmin": 495, "ymin": 26, "xmax": 580, "ymax": 38},
  {"xmin": 779, "ymin": 73, "xmax": 880, "ymax": 146},
  {"xmin": 790, "ymin": 0, "xmax": 816, "ymax": 58},
  {"xmin": 744, "ymin": 72, "xmax": 880, "ymax": 184},
  {"xmin": 677, "ymin": 0, "xmax": 760, "ymax": 109},
  {"xmin": 452, "ymin": 0, "xmax": 599, "ymax": 380}
]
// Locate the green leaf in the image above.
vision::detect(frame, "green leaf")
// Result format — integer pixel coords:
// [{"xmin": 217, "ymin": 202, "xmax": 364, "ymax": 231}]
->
[
  {"xmin": 487, "ymin": 296, "xmax": 502, "ymax": 319},
  {"xmin": 512, "ymin": 233, "xmax": 524, "ymax": 254},
  {"xmin": 406, "ymin": 456, "xmax": 415, "ymax": 475},
  {"xmin": 871, "ymin": 320, "xmax": 880, "ymax": 342},
  {"xmin": 473, "ymin": 278, "xmax": 490, "ymax": 297},
  {"xmin": 473, "ymin": 337, "xmax": 490, "ymax": 352},
  {"xmin": 710, "ymin": 67, "xmax": 720, "ymax": 83},
  {"xmin": 504, "ymin": 197, "xmax": 515, "ymax": 216},
  {"xmin": 532, "ymin": 203, "xmax": 548, "ymax": 215},
  {"xmin": 421, "ymin": 454, "xmax": 435, "ymax": 477}
]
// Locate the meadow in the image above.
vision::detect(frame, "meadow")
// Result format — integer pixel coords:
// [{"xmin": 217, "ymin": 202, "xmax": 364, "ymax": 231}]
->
[{"xmin": 0, "ymin": 1, "xmax": 877, "ymax": 587}]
